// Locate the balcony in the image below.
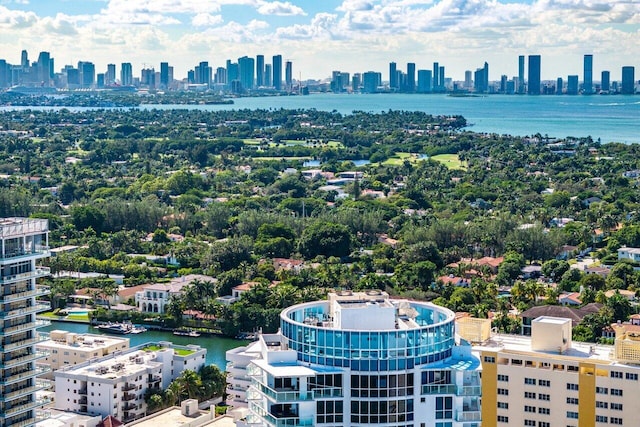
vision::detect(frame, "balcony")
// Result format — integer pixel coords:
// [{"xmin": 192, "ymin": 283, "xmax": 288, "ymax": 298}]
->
[
  {"xmin": 0, "ymin": 303, "xmax": 52, "ymax": 320},
  {"xmin": 78, "ymin": 387, "xmax": 87, "ymax": 395},
  {"xmin": 122, "ymin": 383, "xmax": 137, "ymax": 391},
  {"xmin": 123, "ymin": 402, "xmax": 137, "ymax": 411},
  {"xmin": 149, "ymin": 375, "xmax": 161, "ymax": 383},
  {"xmin": 0, "ymin": 267, "xmax": 51, "ymax": 285},
  {"xmin": 0, "ymin": 381, "xmax": 48, "ymax": 402},
  {"xmin": 0, "ymin": 320, "xmax": 50, "ymax": 337},
  {"xmin": 123, "ymin": 393, "xmax": 136, "ymax": 401},
  {"xmin": 309, "ymin": 386, "xmax": 342, "ymax": 399},
  {"xmin": 78, "ymin": 396, "xmax": 87, "ymax": 405},
  {"xmin": 0, "ymin": 365, "xmax": 50, "ymax": 385},
  {"xmin": 422, "ymin": 384, "xmax": 457, "ymax": 395},
  {"xmin": 457, "ymin": 385, "xmax": 482, "ymax": 396},
  {"xmin": 0, "ymin": 287, "xmax": 50, "ymax": 304},
  {"xmin": 0, "ymin": 247, "xmax": 50, "ymax": 263},
  {"xmin": 2, "ymin": 334, "xmax": 48, "ymax": 352},
  {"xmin": 6, "ymin": 417, "xmax": 37, "ymax": 427},
  {"xmin": 251, "ymin": 382, "xmax": 313, "ymax": 403},
  {"xmin": 0, "ymin": 351, "xmax": 47, "ymax": 369},
  {"xmin": 456, "ymin": 411, "xmax": 482, "ymax": 422},
  {"xmin": 3, "ymin": 397, "xmax": 51, "ymax": 417}
]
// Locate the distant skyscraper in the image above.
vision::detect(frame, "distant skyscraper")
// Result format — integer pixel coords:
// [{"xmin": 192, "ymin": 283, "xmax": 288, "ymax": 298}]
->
[
  {"xmin": 97, "ymin": 73, "xmax": 105, "ymax": 88},
  {"xmin": 106, "ymin": 64, "xmax": 116, "ymax": 86},
  {"xmin": 362, "ymin": 71, "xmax": 381, "ymax": 93},
  {"xmin": 567, "ymin": 75, "xmax": 579, "ymax": 95},
  {"xmin": 433, "ymin": 62, "xmax": 439, "ymax": 91},
  {"xmin": 474, "ymin": 62, "xmax": 489, "ymax": 93},
  {"xmin": 196, "ymin": 61, "xmax": 211, "ymax": 86},
  {"xmin": 556, "ymin": 77, "xmax": 563, "ymax": 95},
  {"xmin": 215, "ymin": 67, "xmax": 227, "ymax": 84},
  {"xmin": 121, "ymin": 63, "xmax": 133, "ymax": 86},
  {"xmin": 21, "ymin": 49, "xmax": 28, "ymax": 69},
  {"xmin": 417, "ymin": 69, "xmax": 432, "ymax": 93},
  {"xmin": 272, "ymin": 54, "xmax": 282, "ymax": 90},
  {"xmin": 226, "ymin": 60, "xmax": 239, "ymax": 85},
  {"xmin": 406, "ymin": 63, "xmax": 415, "ymax": 92},
  {"xmin": 238, "ymin": 56, "xmax": 254, "ymax": 90},
  {"xmin": 264, "ymin": 64, "xmax": 272, "ymax": 87},
  {"xmin": 37, "ymin": 51, "xmax": 52, "ymax": 86},
  {"xmin": 621, "ymin": 66, "xmax": 635, "ymax": 94},
  {"xmin": 352, "ymin": 73, "xmax": 361, "ymax": 91},
  {"xmin": 518, "ymin": 55, "xmax": 525, "ymax": 94},
  {"xmin": 285, "ymin": 60, "xmax": 292, "ymax": 90},
  {"xmin": 583, "ymin": 54, "xmax": 593, "ymax": 94},
  {"xmin": 439, "ymin": 66, "xmax": 445, "ymax": 91},
  {"xmin": 256, "ymin": 55, "xmax": 265, "ymax": 87},
  {"xmin": 331, "ymin": 71, "xmax": 343, "ymax": 93},
  {"xmin": 78, "ymin": 61, "xmax": 95, "ymax": 88},
  {"xmin": 500, "ymin": 75, "xmax": 507, "ymax": 93},
  {"xmin": 601, "ymin": 70, "xmax": 610, "ymax": 92},
  {"xmin": 528, "ymin": 55, "xmax": 541, "ymax": 95},
  {"xmin": 160, "ymin": 62, "xmax": 169, "ymax": 88},
  {"xmin": 0, "ymin": 60, "xmax": 8, "ymax": 88},
  {"xmin": 141, "ymin": 67, "xmax": 155, "ymax": 88},
  {"xmin": 389, "ymin": 62, "xmax": 397, "ymax": 89},
  {"xmin": 464, "ymin": 71, "xmax": 472, "ymax": 89}
]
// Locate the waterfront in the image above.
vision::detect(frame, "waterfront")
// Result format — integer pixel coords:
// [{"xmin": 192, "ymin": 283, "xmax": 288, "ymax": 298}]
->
[
  {"xmin": 39, "ymin": 321, "xmax": 246, "ymax": 370},
  {"xmin": 2, "ymin": 93, "xmax": 639, "ymax": 144}
]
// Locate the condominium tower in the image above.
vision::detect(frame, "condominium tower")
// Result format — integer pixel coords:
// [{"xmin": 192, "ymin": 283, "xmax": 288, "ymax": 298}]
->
[
  {"xmin": 228, "ymin": 291, "xmax": 481, "ymax": 427},
  {"xmin": 0, "ymin": 218, "xmax": 51, "ymax": 427}
]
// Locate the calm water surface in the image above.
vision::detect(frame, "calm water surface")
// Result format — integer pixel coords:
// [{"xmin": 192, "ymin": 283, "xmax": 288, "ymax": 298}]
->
[{"xmin": 40, "ymin": 321, "xmax": 247, "ymax": 370}]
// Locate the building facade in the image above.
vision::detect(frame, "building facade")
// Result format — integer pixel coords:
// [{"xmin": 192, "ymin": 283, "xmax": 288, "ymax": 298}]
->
[
  {"xmin": 230, "ymin": 291, "xmax": 481, "ymax": 427},
  {"xmin": 0, "ymin": 218, "xmax": 52, "ymax": 427}
]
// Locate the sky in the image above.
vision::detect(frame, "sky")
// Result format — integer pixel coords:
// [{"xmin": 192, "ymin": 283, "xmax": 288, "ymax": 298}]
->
[{"xmin": 0, "ymin": 0, "xmax": 638, "ymax": 82}]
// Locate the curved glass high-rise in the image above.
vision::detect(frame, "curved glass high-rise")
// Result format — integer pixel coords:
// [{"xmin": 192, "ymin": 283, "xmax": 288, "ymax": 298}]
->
[{"xmin": 231, "ymin": 291, "xmax": 481, "ymax": 427}]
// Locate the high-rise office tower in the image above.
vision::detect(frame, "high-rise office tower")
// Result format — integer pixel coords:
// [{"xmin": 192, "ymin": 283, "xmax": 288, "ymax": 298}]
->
[
  {"xmin": 439, "ymin": 66, "xmax": 445, "ymax": 91},
  {"xmin": 351, "ymin": 73, "xmax": 361, "ymax": 91},
  {"xmin": 389, "ymin": 62, "xmax": 397, "ymax": 89},
  {"xmin": 406, "ymin": 63, "xmax": 416, "ymax": 92},
  {"xmin": 141, "ymin": 68, "xmax": 155, "ymax": 88},
  {"xmin": 121, "ymin": 63, "xmax": 133, "ymax": 86},
  {"xmin": 214, "ymin": 67, "xmax": 227, "ymax": 85},
  {"xmin": 106, "ymin": 64, "xmax": 116, "ymax": 86},
  {"xmin": 0, "ymin": 60, "xmax": 8, "ymax": 88},
  {"xmin": 417, "ymin": 69, "xmax": 432, "ymax": 93},
  {"xmin": 238, "ymin": 56, "xmax": 255, "ymax": 90},
  {"xmin": 583, "ymin": 54, "xmax": 593, "ymax": 94},
  {"xmin": 527, "ymin": 55, "xmax": 541, "ymax": 95},
  {"xmin": 78, "ymin": 61, "xmax": 95, "ymax": 88},
  {"xmin": 272, "ymin": 55, "xmax": 282, "ymax": 91},
  {"xmin": 601, "ymin": 70, "xmax": 610, "ymax": 92},
  {"xmin": 433, "ymin": 62, "xmax": 439, "ymax": 91},
  {"xmin": 621, "ymin": 66, "xmax": 635, "ymax": 94},
  {"xmin": 264, "ymin": 64, "xmax": 272, "ymax": 87},
  {"xmin": 160, "ymin": 62, "xmax": 169, "ymax": 88},
  {"xmin": 362, "ymin": 71, "xmax": 380, "ymax": 93},
  {"xmin": 567, "ymin": 75, "xmax": 579, "ymax": 95},
  {"xmin": 226, "ymin": 60, "xmax": 239, "ymax": 85},
  {"xmin": 556, "ymin": 77, "xmax": 563, "ymax": 95},
  {"xmin": 0, "ymin": 218, "xmax": 51, "ymax": 427},
  {"xmin": 256, "ymin": 55, "xmax": 265, "ymax": 87},
  {"xmin": 465, "ymin": 70, "xmax": 472, "ymax": 90},
  {"xmin": 285, "ymin": 61, "xmax": 292, "ymax": 90},
  {"xmin": 500, "ymin": 75, "xmax": 507, "ymax": 93},
  {"xmin": 196, "ymin": 61, "xmax": 211, "ymax": 86},
  {"xmin": 518, "ymin": 55, "xmax": 525, "ymax": 94},
  {"xmin": 36, "ymin": 51, "xmax": 52, "ymax": 86},
  {"xmin": 21, "ymin": 50, "xmax": 29, "ymax": 70}
]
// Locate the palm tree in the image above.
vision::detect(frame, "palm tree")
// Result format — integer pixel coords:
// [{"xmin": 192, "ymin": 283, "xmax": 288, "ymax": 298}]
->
[{"xmin": 176, "ymin": 369, "xmax": 203, "ymax": 401}]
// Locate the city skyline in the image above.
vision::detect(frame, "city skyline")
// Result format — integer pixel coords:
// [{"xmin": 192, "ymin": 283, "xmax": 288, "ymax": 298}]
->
[{"xmin": 1, "ymin": 0, "xmax": 638, "ymax": 81}]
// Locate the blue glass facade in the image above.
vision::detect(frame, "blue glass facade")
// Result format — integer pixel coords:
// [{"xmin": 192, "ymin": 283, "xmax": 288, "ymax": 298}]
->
[{"xmin": 280, "ymin": 301, "xmax": 455, "ymax": 371}]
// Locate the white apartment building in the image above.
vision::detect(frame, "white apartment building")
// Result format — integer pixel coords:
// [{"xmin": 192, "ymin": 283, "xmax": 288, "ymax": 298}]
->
[
  {"xmin": 135, "ymin": 274, "xmax": 215, "ymax": 314},
  {"xmin": 228, "ymin": 291, "xmax": 482, "ymax": 427},
  {"xmin": 477, "ymin": 316, "xmax": 640, "ymax": 427},
  {"xmin": 0, "ymin": 217, "xmax": 52, "ymax": 427},
  {"xmin": 226, "ymin": 342, "xmax": 262, "ymax": 408},
  {"xmin": 617, "ymin": 247, "xmax": 640, "ymax": 263},
  {"xmin": 54, "ymin": 342, "xmax": 206, "ymax": 423}
]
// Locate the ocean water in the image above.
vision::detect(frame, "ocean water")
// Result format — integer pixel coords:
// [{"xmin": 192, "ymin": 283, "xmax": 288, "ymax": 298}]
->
[{"xmin": 4, "ymin": 93, "xmax": 639, "ymax": 143}]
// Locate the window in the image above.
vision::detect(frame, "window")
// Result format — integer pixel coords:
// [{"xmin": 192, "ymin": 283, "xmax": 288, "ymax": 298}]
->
[
  {"xmin": 538, "ymin": 422, "xmax": 550, "ymax": 427},
  {"xmin": 524, "ymin": 421, "xmax": 535, "ymax": 427},
  {"xmin": 567, "ymin": 383, "xmax": 579, "ymax": 391},
  {"xmin": 497, "ymin": 402, "xmax": 508, "ymax": 409},
  {"xmin": 595, "ymin": 415, "xmax": 608, "ymax": 423},
  {"xmin": 566, "ymin": 397, "xmax": 579, "ymax": 405},
  {"xmin": 512, "ymin": 359, "xmax": 522, "ymax": 366},
  {"xmin": 484, "ymin": 356, "xmax": 495, "ymax": 363},
  {"xmin": 497, "ymin": 388, "xmax": 509, "ymax": 396},
  {"xmin": 567, "ymin": 365, "xmax": 579, "ymax": 372},
  {"xmin": 610, "ymin": 371, "xmax": 623, "ymax": 379},
  {"xmin": 435, "ymin": 397, "xmax": 453, "ymax": 420},
  {"xmin": 525, "ymin": 378, "xmax": 536, "ymax": 385},
  {"xmin": 538, "ymin": 407, "xmax": 550, "ymax": 415},
  {"xmin": 497, "ymin": 415, "xmax": 509, "ymax": 423},
  {"xmin": 596, "ymin": 401, "xmax": 608, "ymax": 409},
  {"xmin": 316, "ymin": 400, "xmax": 344, "ymax": 424},
  {"xmin": 567, "ymin": 411, "xmax": 579, "ymax": 419},
  {"xmin": 524, "ymin": 406, "xmax": 536, "ymax": 413},
  {"xmin": 538, "ymin": 393, "xmax": 550, "ymax": 401},
  {"xmin": 524, "ymin": 391, "xmax": 536, "ymax": 399},
  {"xmin": 625, "ymin": 373, "xmax": 638, "ymax": 380},
  {"xmin": 611, "ymin": 403, "xmax": 623, "ymax": 411},
  {"xmin": 596, "ymin": 387, "xmax": 608, "ymax": 394},
  {"xmin": 497, "ymin": 374, "xmax": 509, "ymax": 382},
  {"xmin": 539, "ymin": 379, "xmax": 550, "ymax": 387},
  {"xmin": 610, "ymin": 418, "xmax": 623, "ymax": 425},
  {"xmin": 611, "ymin": 388, "xmax": 623, "ymax": 396}
]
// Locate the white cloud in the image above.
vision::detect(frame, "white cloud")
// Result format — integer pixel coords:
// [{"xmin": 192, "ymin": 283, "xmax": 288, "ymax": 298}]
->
[
  {"xmin": 256, "ymin": 1, "xmax": 306, "ymax": 16},
  {"xmin": 0, "ymin": 6, "xmax": 38, "ymax": 28},
  {"xmin": 192, "ymin": 13, "xmax": 224, "ymax": 27}
]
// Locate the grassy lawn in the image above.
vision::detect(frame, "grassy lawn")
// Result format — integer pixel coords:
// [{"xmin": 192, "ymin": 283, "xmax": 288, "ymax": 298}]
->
[
  {"xmin": 430, "ymin": 154, "xmax": 467, "ymax": 170},
  {"xmin": 252, "ymin": 156, "xmax": 313, "ymax": 161},
  {"xmin": 242, "ymin": 138, "xmax": 264, "ymax": 145},
  {"xmin": 381, "ymin": 152, "xmax": 426, "ymax": 166},
  {"xmin": 142, "ymin": 344, "xmax": 194, "ymax": 356},
  {"xmin": 143, "ymin": 345, "xmax": 163, "ymax": 352},
  {"xmin": 39, "ymin": 311, "xmax": 90, "ymax": 322}
]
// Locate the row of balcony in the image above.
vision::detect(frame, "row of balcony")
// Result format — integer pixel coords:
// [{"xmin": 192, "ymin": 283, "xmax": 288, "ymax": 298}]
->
[
  {"xmin": 0, "ymin": 365, "xmax": 49, "ymax": 386},
  {"xmin": 0, "ymin": 287, "xmax": 50, "ymax": 304},
  {"xmin": 249, "ymin": 403, "xmax": 313, "ymax": 427},
  {"xmin": 0, "ymin": 267, "xmax": 50, "ymax": 285},
  {"xmin": 1, "ymin": 397, "xmax": 51, "ymax": 418},
  {"xmin": 0, "ymin": 380, "xmax": 48, "ymax": 402},
  {"xmin": 0, "ymin": 320, "xmax": 50, "ymax": 337},
  {"xmin": 0, "ymin": 302, "xmax": 51, "ymax": 320},
  {"xmin": 2, "ymin": 334, "xmax": 48, "ymax": 352},
  {"xmin": 249, "ymin": 381, "xmax": 343, "ymax": 403},
  {"xmin": 0, "ymin": 350, "xmax": 47, "ymax": 369},
  {"xmin": 421, "ymin": 384, "xmax": 481, "ymax": 396},
  {"xmin": 0, "ymin": 247, "xmax": 50, "ymax": 263}
]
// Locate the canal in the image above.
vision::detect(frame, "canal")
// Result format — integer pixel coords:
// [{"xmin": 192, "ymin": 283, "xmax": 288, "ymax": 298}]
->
[{"xmin": 40, "ymin": 321, "xmax": 248, "ymax": 371}]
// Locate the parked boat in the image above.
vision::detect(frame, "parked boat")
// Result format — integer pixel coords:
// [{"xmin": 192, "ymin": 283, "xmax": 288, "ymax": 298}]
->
[
  {"xmin": 95, "ymin": 322, "xmax": 146, "ymax": 335},
  {"xmin": 173, "ymin": 328, "xmax": 201, "ymax": 337}
]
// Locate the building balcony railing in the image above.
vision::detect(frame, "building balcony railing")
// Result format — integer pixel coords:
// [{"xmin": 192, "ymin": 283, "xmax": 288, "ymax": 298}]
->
[
  {"xmin": 6, "ymin": 417, "xmax": 38, "ymax": 427},
  {"xmin": 0, "ymin": 287, "xmax": 50, "ymax": 304},
  {"xmin": 421, "ymin": 384, "xmax": 457, "ymax": 395},
  {"xmin": 123, "ymin": 393, "xmax": 136, "ymax": 401},
  {"xmin": 456, "ymin": 411, "xmax": 482, "ymax": 422},
  {"xmin": 457, "ymin": 385, "xmax": 482, "ymax": 396},
  {"xmin": 0, "ymin": 351, "xmax": 47, "ymax": 369},
  {"xmin": 122, "ymin": 383, "xmax": 137, "ymax": 391},
  {"xmin": 251, "ymin": 382, "xmax": 313, "ymax": 403},
  {"xmin": 122, "ymin": 402, "xmax": 137, "ymax": 411},
  {"xmin": 0, "ymin": 268, "xmax": 51, "ymax": 285},
  {"xmin": 0, "ymin": 320, "xmax": 50, "ymax": 337},
  {"xmin": 2, "ymin": 334, "xmax": 48, "ymax": 352},
  {"xmin": 0, "ymin": 246, "xmax": 50, "ymax": 263},
  {"xmin": 250, "ymin": 405, "xmax": 313, "ymax": 427},
  {"xmin": 310, "ymin": 386, "xmax": 342, "ymax": 399},
  {"xmin": 149, "ymin": 375, "xmax": 161, "ymax": 383},
  {"xmin": 0, "ymin": 381, "xmax": 49, "ymax": 402},
  {"xmin": 2, "ymin": 397, "xmax": 51, "ymax": 417},
  {"xmin": 0, "ymin": 303, "xmax": 51, "ymax": 320},
  {"xmin": 0, "ymin": 365, "xmax": 49, "ymax": 386},
  {"xmin": 78, "ymin": 396, "xmax": 87, "ymax": 405},
  {"xmin": 78, "ymin": 387, "xmax": 87, "ymax": 395}
]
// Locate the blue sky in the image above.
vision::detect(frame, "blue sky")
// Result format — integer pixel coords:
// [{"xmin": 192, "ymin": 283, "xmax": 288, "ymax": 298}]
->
[{"xmin": 0, "ymin": 0, "xmax": 638, "ymax": 82}]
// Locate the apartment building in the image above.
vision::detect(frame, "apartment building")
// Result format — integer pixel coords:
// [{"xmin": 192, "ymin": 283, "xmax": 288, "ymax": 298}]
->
[
  {"xmin": 478, "ymin": 316, "xmax": 639, "ymax": 427},
  {"xmin": 54, "ymin": 343, "xmax": 206, "ymax": 423},
  {"xmin": 0, "ymin": 217, "xmax": 52, "ymax": 427},
  {"xmin": 229, "ymin": 291, "xmax": 482, "ymax": 427},
  {"xmin": 37, "ymin": 331, "xmax": 129, "ymax": 378}
]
